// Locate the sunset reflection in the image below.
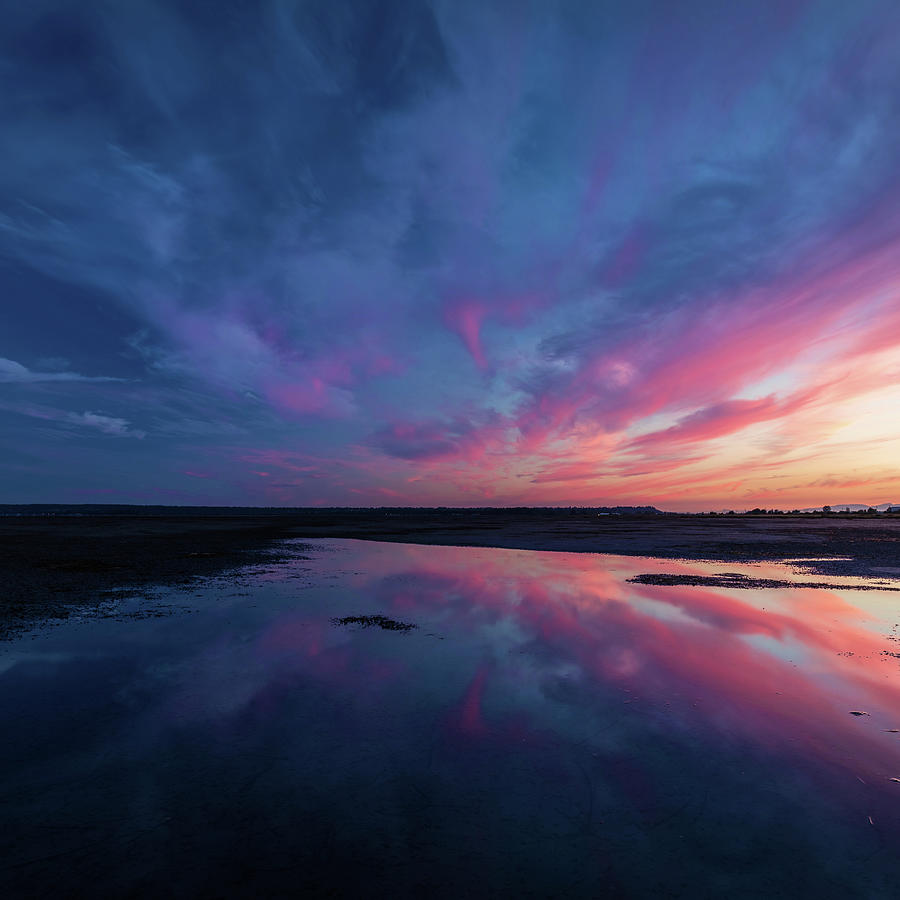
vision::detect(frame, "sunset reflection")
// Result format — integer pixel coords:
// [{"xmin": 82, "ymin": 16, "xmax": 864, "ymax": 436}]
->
[
  {"xmin": 258, "ymin": 541, "xmax": 900, "ymax": 807},
  {"xmin": 5, "ymin": 539, "xmax": 900, "ymax": 897}
]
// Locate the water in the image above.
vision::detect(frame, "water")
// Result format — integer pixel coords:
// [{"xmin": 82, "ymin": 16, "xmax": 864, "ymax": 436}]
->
[{"xmin": 2, "ymin": 539, "xmax": 900, "ymax": 898}]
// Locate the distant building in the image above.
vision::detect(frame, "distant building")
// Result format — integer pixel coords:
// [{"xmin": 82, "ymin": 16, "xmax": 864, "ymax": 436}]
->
[{"xmin": 888, "ymin": 505, "xmax": 900, "ymax": 514}]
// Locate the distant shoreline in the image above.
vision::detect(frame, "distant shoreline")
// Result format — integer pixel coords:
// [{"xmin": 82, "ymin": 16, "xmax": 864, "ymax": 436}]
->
[{"xmin": 2, "ymin": 503, "xmax": 898, "ymax": 517}]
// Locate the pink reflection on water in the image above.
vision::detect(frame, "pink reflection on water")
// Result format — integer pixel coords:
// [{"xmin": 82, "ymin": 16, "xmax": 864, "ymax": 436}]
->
[
  {"xmin": 451, "ymin": 663, "xmax": 492, "ymax": 736},
  {"xmin": 171, "ymin": 537, "xmax": 900, "ymax": 825},
  {"xmin": 309, "ymin": 541, "xmax": 900, "ymax": 780}
]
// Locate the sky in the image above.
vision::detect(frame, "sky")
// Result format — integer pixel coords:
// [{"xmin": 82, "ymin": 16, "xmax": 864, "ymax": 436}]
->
[{"xmin": 2, "ymin": 0, "xmax": 900, "ymax": 511}]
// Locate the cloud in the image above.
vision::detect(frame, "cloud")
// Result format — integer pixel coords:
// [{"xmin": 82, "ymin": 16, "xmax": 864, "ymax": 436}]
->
[
  {"xmin": 627, "ymin": 389, "xmax": 822, "ymax": 453},
  {"xmin": 68, "ymin": 412, "xmax": 145, "ymax": 439},
  {"xmin": 371, "ymin": 414, "xmax": 505, "ymax": 462},
  {"xmin": 0, "ymin": 401, "xmax": 146, "ymax": 439},
  {"xmin": 0, "ymin": 357, "xmax": 120, "ymax": 384}
]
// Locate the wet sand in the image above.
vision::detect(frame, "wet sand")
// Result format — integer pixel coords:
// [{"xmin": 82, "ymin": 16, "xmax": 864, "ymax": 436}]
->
[
  {"xmin": 0, "ymin": 513, "xmax": 295, "ymax": 639},
  {"xmin": 2, "ymin": 507, "xmax": 900, "ymax": 637}
]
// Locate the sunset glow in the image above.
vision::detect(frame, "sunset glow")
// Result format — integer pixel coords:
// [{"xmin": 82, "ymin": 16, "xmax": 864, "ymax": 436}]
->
[{"xmin": 3, "ymin": 1, "xmax": 900, "ymax": 509}]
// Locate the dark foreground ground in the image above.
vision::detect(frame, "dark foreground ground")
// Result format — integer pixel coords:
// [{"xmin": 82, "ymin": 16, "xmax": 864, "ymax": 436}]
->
[{"xmin": 2, "ymin": 506, "xmax": 900, "ymax": 637}]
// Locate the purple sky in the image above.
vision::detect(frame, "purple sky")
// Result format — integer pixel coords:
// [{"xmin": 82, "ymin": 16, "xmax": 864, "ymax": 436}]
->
[{"xmin": 3, "ymin": 0, "xmax": 900, "ymax": 509}]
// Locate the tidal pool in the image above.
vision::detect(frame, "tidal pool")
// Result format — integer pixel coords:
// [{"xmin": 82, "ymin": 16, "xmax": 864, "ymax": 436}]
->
[{"xmin": 2, "ymin": 539, "xmax": 900, "ymax": 897}]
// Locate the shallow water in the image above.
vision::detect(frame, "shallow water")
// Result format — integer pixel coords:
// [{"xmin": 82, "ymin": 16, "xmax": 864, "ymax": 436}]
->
[{"xmin": 2, "ymin": 539, "xmax": 900, "ymax": 898}]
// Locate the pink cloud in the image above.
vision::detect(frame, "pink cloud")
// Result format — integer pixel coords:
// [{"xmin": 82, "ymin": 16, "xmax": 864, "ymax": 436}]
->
[
  {"xmin": 371, "ymin": 414, "xmax": 506, "ymax": 464},
  {"xmin": 443, "ymin": 299, "xmax": 488, "ymax": 370},
  {"xmin": 601, "ymin": 222, "xmax": 652, "ymax": 288},
  {"xmin": 627, "ymin": 387, "xmax": 824, "ymax": 452},
  {"xmin": 442, "ymin": 292, "xmax": 546, "ymax": 372},
  {"xmin": 264, "ymin": 377, "xmax": 354, "ymax": 418}
]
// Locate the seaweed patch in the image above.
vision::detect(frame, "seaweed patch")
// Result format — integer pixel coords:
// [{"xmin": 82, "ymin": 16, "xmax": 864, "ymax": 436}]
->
[
  {"xmin": 331, "ymin": 614, "xmax": 417, "ymax": 632},
  {"xmin": 628, "ymin": 573, "xmax": 900, "ymax": 591}
]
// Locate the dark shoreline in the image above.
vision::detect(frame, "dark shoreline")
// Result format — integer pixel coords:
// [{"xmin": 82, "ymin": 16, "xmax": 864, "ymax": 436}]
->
[{"xmin": 3, "ymin": 507, "xmax": 900, "ymax": 638}]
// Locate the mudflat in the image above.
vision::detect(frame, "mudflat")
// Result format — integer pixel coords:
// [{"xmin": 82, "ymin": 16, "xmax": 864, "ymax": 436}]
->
[
  {"xmin": 2, "ymin": 507, "xmax": 899, "ymax": 637},
  {"xmin": 0, "ymin": 513, "xmax": 292, "ymax": 638}
]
